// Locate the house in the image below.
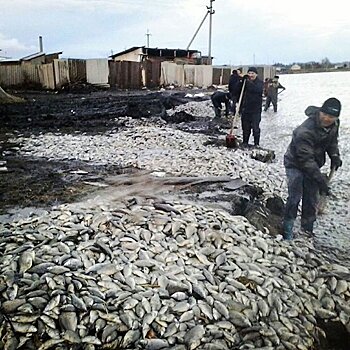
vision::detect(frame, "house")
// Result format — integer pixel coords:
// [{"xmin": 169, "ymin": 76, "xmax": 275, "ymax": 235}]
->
[
  {"xmin": 0, "ymin": 51, "xmax": 63, "ymax": 66},
  {"xmin": 290, "ymin": 64, "xmax": 301, "ymax": 71},
  {"xmin": 21, "ymin": 51, "xmax": 63, "ymax": 65},
  {"xmin": 110, "ymin": 46, "xmax": 202, "ymax": 65}
]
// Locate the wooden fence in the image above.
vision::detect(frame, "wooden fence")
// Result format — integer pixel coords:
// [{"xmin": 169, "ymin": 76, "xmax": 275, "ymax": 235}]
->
[
  {"xmin": 109, "ymin": 61, "xmax": 142, "ymax": 89},
  {"xmin": 1, "ymin": 59, "xmax": 276, "ymax": 90},
  {"xmin": 0, "ymin": 64, "xmax": 40, "ymax": 87}
]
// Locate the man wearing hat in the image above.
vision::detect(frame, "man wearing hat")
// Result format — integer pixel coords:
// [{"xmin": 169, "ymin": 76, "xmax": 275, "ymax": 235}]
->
[
  {"xmin": 239, "ymin": 67, "xmax": 264, "ymax": 147},
  {"xmin": 282, "ymin": 97, "xmax": 342, "ymax": 240},
  {"xmin": 264, "ymin": 75, "xmax": 286, "ymax": 112}
]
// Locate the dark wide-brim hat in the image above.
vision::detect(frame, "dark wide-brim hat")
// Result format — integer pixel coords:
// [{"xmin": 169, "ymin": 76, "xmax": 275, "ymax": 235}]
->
[{"xmin": 320, "ymin": 97, "xmax": 341, "ymax": 117}]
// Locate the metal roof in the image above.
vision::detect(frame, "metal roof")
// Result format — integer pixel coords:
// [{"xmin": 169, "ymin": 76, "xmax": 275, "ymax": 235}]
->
[
  {"xmin": 110, "ymin": 46, "xmax": 199, "ymax": 59},
  {"xmin": 21, "ymin": 51, "xmax": 63, "ymax": 61},
  {"xmin": 21, "ymin": 52, "xmax": 45, "ymax": 61}
]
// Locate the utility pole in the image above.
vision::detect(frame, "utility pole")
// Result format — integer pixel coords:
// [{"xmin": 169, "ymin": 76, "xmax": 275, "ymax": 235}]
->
[
  {"xmin": 208, "ymin": 0, "xmax": 215, "ymax": 65},
  {"xmin": 145, "ymin": 29, "xmax": 151, "ymax": 48},
  {"xmin": 186, "ymin": 0, "xmax": 215, "ymax": 64}
]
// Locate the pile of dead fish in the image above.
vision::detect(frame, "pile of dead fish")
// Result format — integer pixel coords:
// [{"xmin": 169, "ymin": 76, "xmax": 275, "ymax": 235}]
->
[
  {"xmin": 1, "ymin": 197, "xmax": 350, "ymax": 350},
  {"xmin": 14, "ymin": 126, "xmax": 286, "ymax": 201}
]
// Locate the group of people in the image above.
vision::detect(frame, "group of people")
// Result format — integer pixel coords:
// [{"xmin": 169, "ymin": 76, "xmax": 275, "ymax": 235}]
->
[{"xmin": 210, "ymin": 67, "xmax": 343, "ymax": 241}]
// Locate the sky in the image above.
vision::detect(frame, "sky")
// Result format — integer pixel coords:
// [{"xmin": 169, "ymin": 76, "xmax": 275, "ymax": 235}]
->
[{"xmin": 1, "ymin": 0, "xmax": 349, "ymax": 66}]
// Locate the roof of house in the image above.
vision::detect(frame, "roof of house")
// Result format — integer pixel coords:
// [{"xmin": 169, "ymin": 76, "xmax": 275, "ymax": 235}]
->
[
  {"xmin": 21, "ymin": 52, "xmax": 46, "ymax": 61},
  {"xmin": 21, "ymin": 51, "xmax": 63, "ymax": 61},
  {"xmin": 0, "ymin": 58, "xmax": 20, "ymax": 63},
  {"xmin": 110, "ymin": 46, "xmax": 199, "ymax": 59}
]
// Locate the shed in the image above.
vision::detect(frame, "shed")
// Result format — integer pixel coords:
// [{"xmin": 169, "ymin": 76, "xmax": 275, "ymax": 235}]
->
[
  {"xmin": 110, "ymin": 46, "xmax": 201, "ymax": 65},
  {"xmin": 21, "ymin": 51, "xmax": 63, "ymax": 65}
]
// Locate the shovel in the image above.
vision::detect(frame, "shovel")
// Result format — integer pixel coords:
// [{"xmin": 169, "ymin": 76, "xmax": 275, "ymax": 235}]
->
[
  {"xmin": 226, "ymin": 79, "xmax": 246, "ymax": 148},
  {"xmin": 317, "ymin": 168, "xmax": 335, "ymax": 214}
]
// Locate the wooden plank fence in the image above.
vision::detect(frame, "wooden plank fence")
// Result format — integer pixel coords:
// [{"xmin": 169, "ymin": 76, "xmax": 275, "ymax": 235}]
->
[{"xmin": 109, "ymin": 61, "xmax": 142, "ymax": 89}]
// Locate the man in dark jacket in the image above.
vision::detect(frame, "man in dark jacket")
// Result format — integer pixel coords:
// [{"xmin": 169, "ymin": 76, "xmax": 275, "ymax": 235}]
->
[
  {"xmin": 239, "ymin": 67, "xmax": 264, "ymax": 147},
  {"xmin": 211, "ymin": 91, "xmax": 231, "ymax": 118},
  {"xmin": 283, "ymin": 97, "xmax": 342, "ymax": 240},
  {"xmin": 228, "ymin": 68, "xmax": 242, "ymax": 115}
]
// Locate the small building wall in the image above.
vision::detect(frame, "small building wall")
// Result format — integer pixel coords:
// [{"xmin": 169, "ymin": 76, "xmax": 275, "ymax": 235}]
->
[
  {"xmin": 22, "ymin": 56, "xmax": 45, "ymax": 65},
  {"xmin": 112, "ymin": 48, "xmax": 144, "ymax": 62}
]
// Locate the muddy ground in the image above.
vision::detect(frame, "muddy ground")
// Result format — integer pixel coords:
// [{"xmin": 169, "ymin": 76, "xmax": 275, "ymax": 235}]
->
[{"xmin": 0, "ymin": 87, "xmax": 349, "ymax": 350}]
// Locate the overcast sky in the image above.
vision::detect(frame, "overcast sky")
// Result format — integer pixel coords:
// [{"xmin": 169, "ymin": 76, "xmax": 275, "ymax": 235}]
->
[{"xmin": 1, "ymin": 0, "xmax": 349, "ymax": 65}]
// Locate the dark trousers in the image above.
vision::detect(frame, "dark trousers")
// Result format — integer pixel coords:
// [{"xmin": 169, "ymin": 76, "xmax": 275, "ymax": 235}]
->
[
  {"xmin": 213, "ymin": 106, "xmax": 221, "ymax": 118},
  {"xmin": 241, "ymin": 112, "xmax": 261, "ymax": 145},
  {"xmin": 284, "ymin": 167, "xmax": 319, "ymax": 227},
  {"xmin": 264, "ymin": 95, "xmax": 278, "ymax": 112},
  {"xmin": 230, "ymin": 94, "xmax": 237, "ymax": 115}
]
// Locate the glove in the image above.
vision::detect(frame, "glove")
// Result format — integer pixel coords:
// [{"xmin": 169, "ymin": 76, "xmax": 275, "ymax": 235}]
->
[
  {"xmin": 331, "ymin": 156, "xmax": 342, "ymax": 170},
  {"xmin": 242, "ymin": 74, "xmax": 249, "ymax": 81},
  {"xmin": 319, "ymin": 180, "xmax": 330, "ymax": 196}
]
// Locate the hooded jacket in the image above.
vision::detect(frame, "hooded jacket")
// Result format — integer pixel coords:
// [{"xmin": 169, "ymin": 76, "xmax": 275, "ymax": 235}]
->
[{"xmin": 284, "ymin": 106, "xmax": 340, "ymax": 185}]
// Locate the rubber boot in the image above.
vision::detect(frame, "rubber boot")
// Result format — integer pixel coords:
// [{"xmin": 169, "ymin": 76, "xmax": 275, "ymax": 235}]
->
[
  {"xmin": 254, "ymin": 135, "xmax": 260, "ymax": 147},
  {"xmin": 301, "ymin": 221, "xmax": 314, "ymax": 236},
  {"xmin": 283, "ymin": 219, "xmax": 294, "ymax": 240},
  {"xmin": 214, "ymin": 107, "xmax": 221, "ymax": 118}
]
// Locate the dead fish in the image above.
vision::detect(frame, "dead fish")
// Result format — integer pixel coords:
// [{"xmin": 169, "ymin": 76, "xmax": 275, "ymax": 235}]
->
[
  {"xmin": 63, "ymin": 330, "xmax": 81, "ymax": 344},
  {"xmin": 184, "ymin": 325, "xmax": 205, "ymax": 350},
  {"xmin": 18, "ymin": 250, "xmax": 35, "ymax": 274},
  {"xmin": 59, "ymin": 311, "xmax": 78, "ymax": 331},
  {"xmin": 121, "ymin": 329, "xmax": 141, "ymax": 348},
  {"xmin": 87, "ymin": 262, "xmax": 119, "ymax": 275},
  {"xmin": 38, "ymin": 339, "xmax": 64, "ymax": 350},
  {"xmin": 1, "ymin": 299, "xmax": 26, "ymax": 313},
  {"xmin": 12, "ymin": 322, "xmax": 37, "ymax": 333}
]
